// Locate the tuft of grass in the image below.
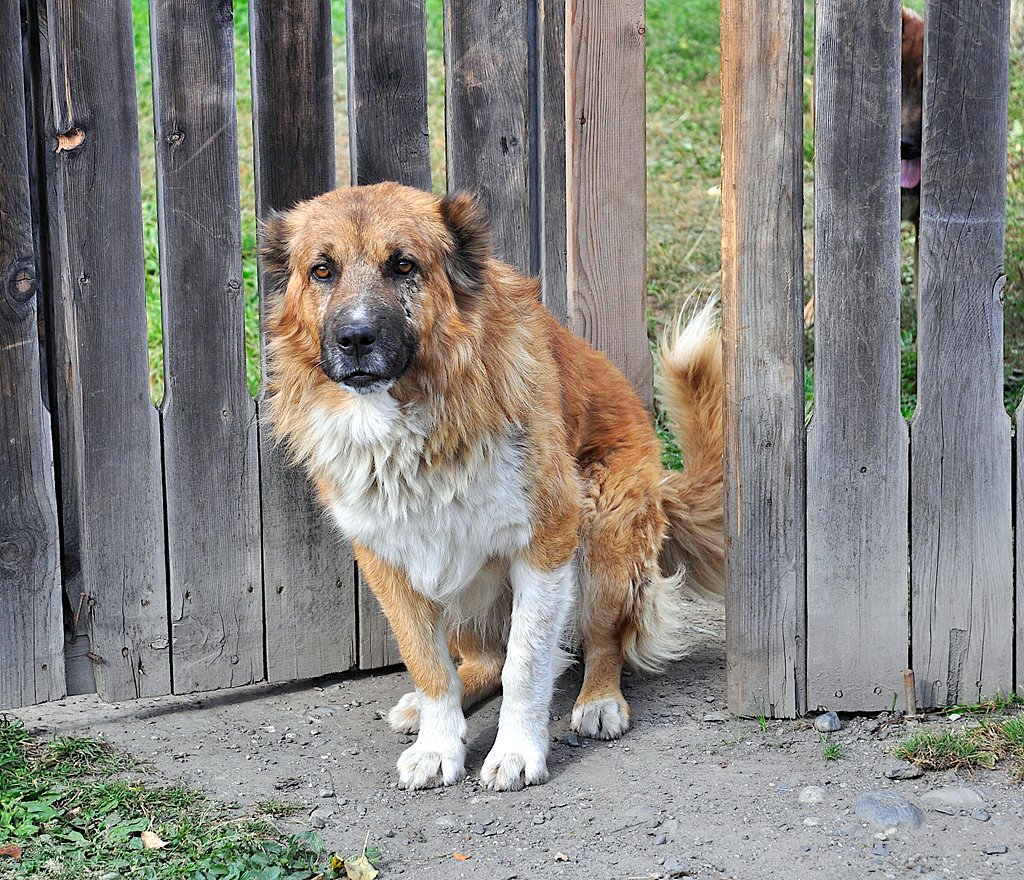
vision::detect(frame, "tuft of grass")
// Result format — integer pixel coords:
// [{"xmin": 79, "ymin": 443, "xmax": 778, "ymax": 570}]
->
[
  {"xmin": 821, "ymin": 737, "xmax": 844, "ymax": 764},
  {"xmin": 256, "ymin": 799, "xmax": 303, "ymax": 819},
  {"xmin": 895, "ymin": 716, "xmax": 1024, "ymax": 780},
  {"xmin": 0, "ymin": 717, "xmax": 338, "ymax": 880},
  {"xmin": 941, "ymin": 691, "xmax": 1024, "ymax": 718}
]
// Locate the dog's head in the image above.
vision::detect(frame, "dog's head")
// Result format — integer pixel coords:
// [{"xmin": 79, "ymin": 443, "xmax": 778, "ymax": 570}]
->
[
  {"xmin": 261, "ymin": 183, "xmax": 492, "ymax": 397},
  {"xmin": 900, "ymin": 7, "xmax": 925, "ymax": 192}
]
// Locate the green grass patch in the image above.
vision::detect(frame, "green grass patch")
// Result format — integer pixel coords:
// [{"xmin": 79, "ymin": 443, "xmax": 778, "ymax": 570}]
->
[
  {"xmin": 895, "ymin": 717, "xmax": 1024, "ymax": 780},
  {"xmin": 0, "ymin": 717, "xmax": 345, "ymax": 880}
]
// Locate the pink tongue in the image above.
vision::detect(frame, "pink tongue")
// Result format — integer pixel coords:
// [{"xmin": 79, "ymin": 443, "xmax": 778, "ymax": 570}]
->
[{"xmin": 900, "ymin": 158, "xmax": 921, "ymax": 189}]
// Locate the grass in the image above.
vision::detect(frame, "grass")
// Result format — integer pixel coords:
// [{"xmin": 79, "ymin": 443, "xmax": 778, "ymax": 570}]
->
[
  {"xmin": 895, "ymin": 695, "xmax": 1024, "ymax": 780},
  {"xmin": 129, "ymin": 1, "xmax": 1024, "ymax": 417},
  {"xmin": 0, "ymin": 717, "xmax": 341, "ymax": 880},
  {"xmin": 821, "ymin": 737, "xmax": 844, "ymax": 763}
]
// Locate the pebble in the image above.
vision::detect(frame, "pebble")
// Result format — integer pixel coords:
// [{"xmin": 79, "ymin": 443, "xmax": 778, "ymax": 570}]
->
[
  {"xmin": 702, "ymin": 711, "xmax": 729, "ymax": 723},
  {"xmin": 558, "ymin": 732, "xmax": 581, "ymax": 747},
  {"xmin": 919, "ymin": 787, "xmax": 986, "ymax": 813},
  {"xmin": 533, "ymin": 814, "xmax": 546, "ymax": 825},
  {"xmin": 814, "ymin": 711, "xmax": 842, "ymax": 733},
  {"xmin": 472, "ymin": 823, "xmax": 486, "ymax": 835},
  {"xmin": 653, "ymin": 833, "xmax": 668, "ymax": 845},
  {"xmin": 984, "ymin": 844, "xmax": 1009, "ymax": 855},
  {"xmin": 306, "ymin": 707, "xmax": 334, "ymax": 719},
  {"xmin": 972, "ymin": 808, "xmax": 991, "ymax": 822},
  {"xmin": 802, "ymin": 817, "xmax": 820, "ymax": 827},
  {"xmin": 309, "ymin": 806, "xmax": 335, "ymax": 829},
  {"xmin": 318, "ymin": 788, "xmax": 335, "ymax": 798},
  {"xmin": 856, "ymin": 791, "xmax": 925, "ymax": 831},
  {"xmin": 799, "ymin": 844, "xmax": 811, "ymax": 853},
  {"xmin": 885, "ymin": 763, "xmax": 923, "ymax": 780},
  {"xmin": 798, "ymin": 786, "xmax": 825, "ymax": 805}
]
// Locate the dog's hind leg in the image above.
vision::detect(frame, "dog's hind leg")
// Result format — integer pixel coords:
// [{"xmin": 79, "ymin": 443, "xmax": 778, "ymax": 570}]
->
[{"xmin": 572, "ymin": 462, "xmax": 680, "ymax": 740}]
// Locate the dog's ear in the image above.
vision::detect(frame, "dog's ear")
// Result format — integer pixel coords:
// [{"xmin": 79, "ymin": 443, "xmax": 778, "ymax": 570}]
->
[
  {"xmin": 259, "ymin": 211, "xmax": 292, "ymax": 296},
  {"xmin": 439, "ymin": 191, "xmax": 492, "ymax": 308}
]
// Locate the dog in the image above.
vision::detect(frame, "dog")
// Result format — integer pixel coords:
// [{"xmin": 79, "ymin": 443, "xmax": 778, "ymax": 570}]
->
[
  {"xmin": 261, "ymin": 183, "xmax": 724, "ymax": 791},
  {"xmin": 804, "ymin": 6, "xmax": 925, "ymax": 327}
]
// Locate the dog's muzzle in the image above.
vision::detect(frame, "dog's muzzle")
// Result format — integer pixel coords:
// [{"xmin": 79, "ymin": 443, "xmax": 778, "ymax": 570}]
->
[{"xmin": 320, "ymin": 307, "xmax": 416, "ymax": 394}]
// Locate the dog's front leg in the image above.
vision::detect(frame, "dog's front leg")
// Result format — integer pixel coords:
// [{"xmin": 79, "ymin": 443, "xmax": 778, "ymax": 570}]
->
[
  {"xmin": 481, "ymin": 556, "xmax": 573, "ymax": 791},
  {"xmin": 355, "ymin": 546, "xmax": 466, "ymax": 790}
]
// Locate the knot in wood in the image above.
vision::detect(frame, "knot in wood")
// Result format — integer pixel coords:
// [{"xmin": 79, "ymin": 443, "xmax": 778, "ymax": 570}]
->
[
  {"xmin": 55, "ymin": 128, "xmax": 85, "ymax": 153},
  {"xmin": 8, "ymin": 261, "xmax": 36, "ymax": 303}
]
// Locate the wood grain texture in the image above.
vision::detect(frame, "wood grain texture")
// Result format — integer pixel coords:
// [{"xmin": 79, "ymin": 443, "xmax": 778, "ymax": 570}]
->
[
  {"xmin": 445, "ymin": 0, "xmax": 530, "ymax": 272},
  {"xmin": 250, "ymin": 0, "xmax": 359, "ymax": 682},
  {"xmin": 538, "ymin": 0, "xmax": 567, "ymax": 323},
  {"xmin": 27, "ymin": 0, "xmax": 94, "ymax": 698},
  {"xmin": 151, "ymin": 0, "xmax": 263, "ymax": 694},
  {"xmin": 43, "ymin": 0, "xmax": 170, "ymax": 701},
  {"xmin": 0, "ymin": 0, "xmax": 63, "ymax": 709},
  {"xmin": 345, "ymin": 0, "xmax": 426, "ymax": 668},
  {"xmin": 565, "ymin": 0, "xmax": 650, "ymax": 406},
  {"xmin": 805, "ymin": 0, "xmax": 909, "ymax": 712},
  {"xmin": 347, "ymin": 0, "xmax": 431, "ymax": 190},
  {"xmin": 720, "ymin": 0, "xmax": 805, "ymax": 718},
  {"xmin": 910, "ymin": 0, "xmax": 1013, "ymax": 708}
]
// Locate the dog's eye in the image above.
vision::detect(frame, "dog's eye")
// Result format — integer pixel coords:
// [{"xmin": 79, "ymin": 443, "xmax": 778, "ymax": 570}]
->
[
  {"xmin": 394, "ymin": 258, "xmax": 416, "ymax": 276},
  {"xmin": 310, "ymin": 263, "xmax": 333, "ymax": 281}
]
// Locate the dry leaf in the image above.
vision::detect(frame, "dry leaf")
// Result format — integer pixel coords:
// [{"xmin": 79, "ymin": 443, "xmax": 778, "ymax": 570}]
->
[
  {"xmin": 344, "ymin": 854, "xmax": 379, "ymax": 880},
  {"xmin": 140, "ymin": 830, "xmax": 167, "ymax": 850},
  {"xmin": 453, "ymin": 851, "xmax": 471, "ymax": 861},
  {"xmin": 554, "ymin": 852, "xmax": 570, "ymax": 862},
  {"xmin": 0, "ymin": 844, "xmax": 22, "ymax": 860}
]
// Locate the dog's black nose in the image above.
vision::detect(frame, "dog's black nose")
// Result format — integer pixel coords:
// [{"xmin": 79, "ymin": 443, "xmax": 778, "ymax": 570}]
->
[
  {"xmin": 900, "ymin": 140, "xmax": 921, "ymax": 161},
  {"xmin": 335, "ymin": 321, "xmax": 379, "ymax": 357}
]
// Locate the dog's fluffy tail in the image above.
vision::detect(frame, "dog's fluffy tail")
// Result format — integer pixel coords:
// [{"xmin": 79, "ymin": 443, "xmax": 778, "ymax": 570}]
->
[{"xmin": 655, "ymin": 298, "xmax": 725, "ymax": 600}]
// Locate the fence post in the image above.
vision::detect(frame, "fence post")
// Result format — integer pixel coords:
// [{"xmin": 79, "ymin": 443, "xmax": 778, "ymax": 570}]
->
[
  {"xmin": 565, "ymin": 0, "xmax": 650, "ymax": 406},
  {"xmin": 720, "ymin": 0, "xmax": 806, "ymax": 718},
  {"xmin": 910, "ymin": 0, "xmax": 1013, "ymax": 708},
  {"xmin": 805, "ymin": 1, "xmax": 909, "ymax": 713},
  {"xmin": 0, "ymin": 0, "xmax": 63, "ymax": 709}
]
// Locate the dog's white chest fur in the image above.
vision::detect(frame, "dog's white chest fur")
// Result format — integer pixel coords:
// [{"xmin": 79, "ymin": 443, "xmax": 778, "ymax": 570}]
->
[{"xmin": 311, "ymin": 393, "xmax": 532, "ymax": 598}]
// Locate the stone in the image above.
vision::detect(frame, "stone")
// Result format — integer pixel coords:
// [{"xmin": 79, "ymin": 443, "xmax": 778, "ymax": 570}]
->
[
  {"xmin": 919, "ymin": 787, "xmax": 986, "ymax": 813},
  {"xmin": 814, "ymin": 711, "xmax": 842, "ymax": 733},
  {"xmin": 971, "ymin": 808, "xmax": 991, "ymax": 822},
  {"xmin": 653, "ymin": 833, "xmax": 668, "ymax": 845},
  {"xmin": 983, "ymin": 844, "xmax": 1008, "ymax": 855},
  {"xmin": 309, "ymin": 806, "xmax": 335, "ymax": 829},
  {"xmin": 702, "ymin": 712, "xmax": 729, "ymax": 723},
  {"xmin": 558, "ymin": 732, "xmax": 581, "ymax": 747},
  {"xmin": 884, "ymin": 763, "xmax": 923, "ymax": 780},
  {"xmin": 856, "ymin": 791, "xmax": 925, "ymax": 831},
  {"xmin": 799, "ymin": 786, "xmax": 826, "ymax": 805}
]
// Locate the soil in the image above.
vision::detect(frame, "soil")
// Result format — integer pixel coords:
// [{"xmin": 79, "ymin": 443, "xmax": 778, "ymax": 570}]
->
[{"xmin": 14, "ymin": 600, "xmax": 1023, "ymax": 880}]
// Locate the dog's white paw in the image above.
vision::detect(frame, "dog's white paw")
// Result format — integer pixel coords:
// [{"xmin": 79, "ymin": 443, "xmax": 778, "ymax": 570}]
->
[
  {"xmin": 397, "ymin": 740, "xmax": 466, "ymax": 790},
  {"xmin": 480, "ymin": 734, "xmax": 549, "ymax": 792},
  {"xmin": 388, "ymin": 692, "xmax": 420, "ymax": 734},
  {"xmin": 571, "ymin": 695, "xmax": 631, "ymax": 740}
]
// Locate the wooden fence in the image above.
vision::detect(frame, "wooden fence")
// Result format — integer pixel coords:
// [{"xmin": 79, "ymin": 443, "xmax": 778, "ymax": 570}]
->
[
  {"xmin": 2, "ymin": 0, "xmax": 1017, "ymax": 720},
  {"xmin": 723, "ymin": 0, "xmax": 1017, "ymax": 717},
  {"xmin": 0, "ymin": 0, "xmax": 649, "ymax": 709}
]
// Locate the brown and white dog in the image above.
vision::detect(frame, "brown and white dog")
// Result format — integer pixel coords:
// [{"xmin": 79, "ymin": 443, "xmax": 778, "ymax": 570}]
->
[{"xmin": 261, "ymin": 183, "xmax": 724, "ymax": 791}]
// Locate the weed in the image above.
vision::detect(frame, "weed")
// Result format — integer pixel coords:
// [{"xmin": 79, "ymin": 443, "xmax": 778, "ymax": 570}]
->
[
  {"xmin": 821, "ymin": 736, "xmax": 844, "ymax": 763},
  {"xmin": 0, "ymin": 717, "xmax": 339, "ymax": 880},
  {"xmin": 256, "ymin": 799, "xmax": 303, "ymax": 818}
]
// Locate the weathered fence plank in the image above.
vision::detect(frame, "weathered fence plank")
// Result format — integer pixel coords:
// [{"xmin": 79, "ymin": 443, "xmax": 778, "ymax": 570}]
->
[
  {"xmin": 251, "ymin": 0, "xmax": 358, "ymax": 682},
  {"xmin": 566, "ymin": 1, "xmax": 650, "ymax": 405},
  {"xmin": 720, "ymin": 0, "xmax": 805, "ymax": 718},
  {"xmin": 537, "ymin": 0, "xmax": 567, "ymax": 324},
  {"xmin": 445, "ymin": 0, "xmax": 530, "ymax": 273},
  {"xmin": 344, "ymin": 0, "xmax": 429, "ymax": 669},
  {"xmin": 347, "ymin": 0, "xmax": 431, "ymax": 192},
  {"xmin": 0, "ymin": 0, "xmax": 63, "ymax": 709},
  {"xmin": 151, "ymin": 0, "xmax": 263, "ymax": 693},
  {"xmin": 910, "ymin": 0, "xmax": 1013, "ymax": 708},
  {"xmin": 806, "ymin": 1, "xmax": 909, "ymax": 712},
  {"xmin": 42, "ymin": 0, "xmax": 170, "ymax": 701}
]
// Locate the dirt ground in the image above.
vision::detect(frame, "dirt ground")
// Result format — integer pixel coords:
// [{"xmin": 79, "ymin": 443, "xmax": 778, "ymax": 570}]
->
[{"xmin": 14, "ymin": 599, "xmax": 1023, "ymax": 880}]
